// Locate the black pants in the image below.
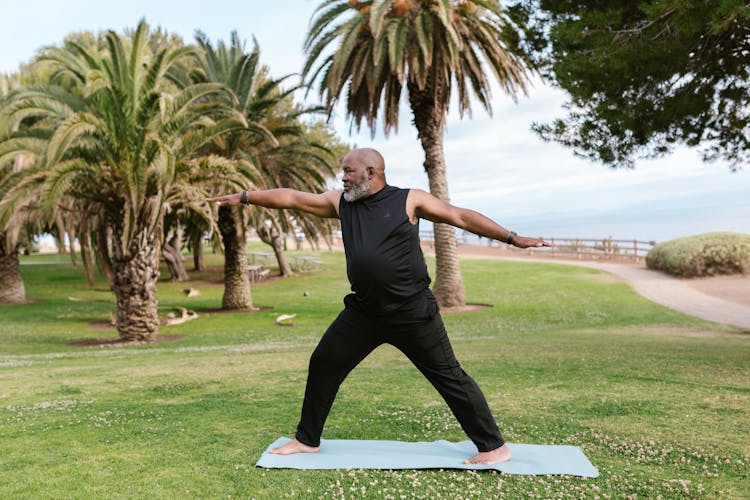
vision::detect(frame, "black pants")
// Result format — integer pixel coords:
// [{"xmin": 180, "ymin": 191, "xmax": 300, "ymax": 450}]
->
[{"xmin": 295, "ymin": 291, "xmax": 505, "ymax": 452}]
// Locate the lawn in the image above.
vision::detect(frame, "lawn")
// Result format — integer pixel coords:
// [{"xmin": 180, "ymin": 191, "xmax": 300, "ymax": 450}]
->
[{"xmin": 1, "ymin": 247, "xmax": 748, "ymax": 498}]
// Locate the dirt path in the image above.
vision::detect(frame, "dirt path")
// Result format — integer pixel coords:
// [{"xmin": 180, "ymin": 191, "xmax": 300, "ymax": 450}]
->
[{"xmin": 446, "ymin": 244, "xmax": 750, "ymax": 331}]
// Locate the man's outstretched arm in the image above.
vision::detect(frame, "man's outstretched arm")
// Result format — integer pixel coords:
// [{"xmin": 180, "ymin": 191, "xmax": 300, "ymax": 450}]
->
[
  {"xmin": 207, "ymin": 189, "xmax": 341, "ymax": 219},
  {"xmin": 408, "ymin": 189, "xmax": 550, "ymax": 248}
]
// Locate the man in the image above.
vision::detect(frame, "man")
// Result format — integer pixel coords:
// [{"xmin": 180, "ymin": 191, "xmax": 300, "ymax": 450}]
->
[{"xmin": 208, "ymin": 148, "xmax": 549, "ymax": 464}]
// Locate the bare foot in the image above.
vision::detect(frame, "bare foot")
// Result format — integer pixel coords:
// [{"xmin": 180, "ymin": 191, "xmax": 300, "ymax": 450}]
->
[
  {"xmin": 464, "ymin": 444, "xmax": 511, "ymax": 465},
  {"xmin": 269, "ymin": 439, "xmax": 320, "ymax": 455}
]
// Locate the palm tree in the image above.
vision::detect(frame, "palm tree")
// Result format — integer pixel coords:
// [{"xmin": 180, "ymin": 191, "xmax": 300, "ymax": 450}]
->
[
  {"xmin": 190, "ymin": 32, "xmax": 337, "ymax": 298},
  {"xmin": 304, "ymin": 0, "xmax": 530, "ymax": 307},
  {"xmin": 0, "ymin": 198, "xmax": 27, "ymax": 304},
  {"xmin": 0, "ymin": 21, "xmax": 244, "ymax": 340},
  {"xmin": 250, "ymin": 100, "xmax": 341, "ymax": 276},
  {"xmin": 190, "ymin": 32, "xmax": 281, "ymax": 309},
  {"xmin": 0, "ymin": 74, "xmax": 87, "ymax": 301},
  {"xmin": 161, "ymin": 211, "xmax": 190, "ymax": 282},
  {"xmin": 189, "ymin": 221, "xmax": 211, "ymax": 272},
  {"xmin": 0, "ymin": 74, "xmax": 31, "ymax": 304}
]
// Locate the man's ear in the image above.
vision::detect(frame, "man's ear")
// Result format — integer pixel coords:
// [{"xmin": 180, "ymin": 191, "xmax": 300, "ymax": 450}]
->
[{"xmin": 366, "ymin": 166, "xmax": 374, "ymax": 179}]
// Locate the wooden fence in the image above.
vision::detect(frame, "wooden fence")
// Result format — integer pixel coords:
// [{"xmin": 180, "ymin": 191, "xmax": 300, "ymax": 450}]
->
[{"xmin": 419, "ymin": 231, "xmax": 656, "ymax": 262}]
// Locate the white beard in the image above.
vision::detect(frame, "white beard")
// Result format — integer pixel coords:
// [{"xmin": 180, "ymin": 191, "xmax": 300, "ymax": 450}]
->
[{"xmin": 343, "ymin": 177, "xmax": 371, "ymax": 202}]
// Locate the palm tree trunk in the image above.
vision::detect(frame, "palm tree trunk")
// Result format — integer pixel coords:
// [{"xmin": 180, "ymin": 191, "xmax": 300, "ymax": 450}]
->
[
  {"xmin": 53, "ymin": 218, "xmax": 66, "ymax": 256},
  {"xmin": 258, "ymin": 224, "xmax": 293, "ymax": 277},
  {"xmin": 96, "ymin": 225, "xmax": 115, "ymax": 287},
  {"xmin": 163, "ymin": 226, "xmax": 189, "ymax": 281},
  {"xmin": 408, "ymin": 83, "xmax": 466, "ymax": 308},
  {"xmin": 218, "ymin": 205, "xmax": 253, "ymax": 309},
  {"xmin": 67, "ymin": 222, "xmax": 77, "ymax": 267},
  {"xmin": 191, "ymin": 232, "xmax": 205, "ymax": 271},
  {"xmin": 270, "ymin": 235, "xmax": 293, "ymax": 277},
  {"xmin": 79, "ymin": 227, "xmax": 96, "ymax": 288},
  {"xmin": 0, "ymin": 233, "xmax": 25, "ymax": 304},
  {"xmin": 110, "ymin": 226, "xmax": 161, "ymax": 342}
]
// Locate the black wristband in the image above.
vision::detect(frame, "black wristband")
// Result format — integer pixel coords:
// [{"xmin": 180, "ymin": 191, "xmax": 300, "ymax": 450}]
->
[
  {"xmin": 240, "ymin": 190, "xmax": 248, "ymax": 205},
  {"xmin": 506, "ymin": 231, "xmax": 517, "ymax": 245}
]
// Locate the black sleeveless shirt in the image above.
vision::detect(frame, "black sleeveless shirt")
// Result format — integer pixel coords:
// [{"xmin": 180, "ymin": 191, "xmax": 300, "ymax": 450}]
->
[{"xmin": 339, "ymin": 185, "xmax": 431, "ymax": 315}]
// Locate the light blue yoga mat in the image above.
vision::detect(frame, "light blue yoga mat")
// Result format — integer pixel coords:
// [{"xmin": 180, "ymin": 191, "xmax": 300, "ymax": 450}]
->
[{"xmin": 256, "ymin": 437, "xmax": 599, "ymax": 477}]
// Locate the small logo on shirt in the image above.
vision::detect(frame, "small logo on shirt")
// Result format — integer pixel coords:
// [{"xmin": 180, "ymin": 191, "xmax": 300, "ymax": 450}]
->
[{"xmin": 383, "ymin": 212, "xmax": 391, "ymax": 218}]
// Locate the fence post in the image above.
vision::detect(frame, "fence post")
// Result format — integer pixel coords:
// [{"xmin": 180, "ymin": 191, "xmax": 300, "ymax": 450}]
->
[
  {"xmin": 551, "ymin": 238, "xmax": 556, "ymax": 257},
  {"xmin": 634, "ymin": 239, "xmax": 638, "ymax": 262}
]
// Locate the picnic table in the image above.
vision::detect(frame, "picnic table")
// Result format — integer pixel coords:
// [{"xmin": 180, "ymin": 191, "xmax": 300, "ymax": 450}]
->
[
  {"xmin": 293, "ymin": 255, "xmax": 323, "ymax": 271},
  {"xmin": 247, "ymin": 264, "xmax": 270, "ymax": 282},
  {"xmin": 248, "ymin": 251, "xmax": 274, "ymax": 265}
]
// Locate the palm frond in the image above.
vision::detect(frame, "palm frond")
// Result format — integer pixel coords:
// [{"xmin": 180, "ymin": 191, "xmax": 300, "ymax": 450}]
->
[
  {"xmin": 386, "ymin": 18, "xmax": 410, "ymax": 83},
  {"xmin": 0, "ymin": 131, "xmax": 50, "ymax": 167},
  {"xmin": 369, "ymin": 0, "xmax": 394, "ymax": 35},
  {"xmin": 104, "ymin": 29, "xmax": 129, "ymax": 90},
  {"xmin": 3, "ymin": 85, "xmax": 83, "ymax": 128},
  {"xmin": 46, "ymin": 112, "xmax": 104, "ymax": 166},
  {"xmin": 306, "ymin": 1, "xmax": 352, "ymax": 53},
  {"xmin": 159, "ymin": 82, "xmax": 232, "ymax": 140},
  {"xmin": 40, "ymin": 158, "xmax": 95, "ymax": 211},
  {"xmin": 128, "ymin": 20, "xmax": 150, "ymax": 103},
  {"xmin": 303, "ymin": 29, "xmax": 341, "ymax": 80}
]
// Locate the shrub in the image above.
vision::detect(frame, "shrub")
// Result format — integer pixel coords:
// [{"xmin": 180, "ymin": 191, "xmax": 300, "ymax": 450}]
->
[{"xmin": 646, "ymin": 232, "xmax": 750, "ymax": 277}]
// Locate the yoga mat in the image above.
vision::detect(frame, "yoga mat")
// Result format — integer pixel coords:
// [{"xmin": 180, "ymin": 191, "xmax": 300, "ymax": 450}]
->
[{"xmin": 256, "ymin": 437, "xmax": 599, "ymax": 477}]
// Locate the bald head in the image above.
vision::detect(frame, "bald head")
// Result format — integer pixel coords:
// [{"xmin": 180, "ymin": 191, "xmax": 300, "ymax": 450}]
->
[
  {"xmin": 345, "ymin": 148, "xmax": 385, "ymax": 175},
  {"xmin": 341, "ymin": 148, "xmax": 387, "ymax": 201}
]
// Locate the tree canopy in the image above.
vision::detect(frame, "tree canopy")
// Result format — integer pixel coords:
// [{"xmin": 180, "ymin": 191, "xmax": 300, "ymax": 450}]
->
[{"xmin": 509, "ymin": 0, "xmax": 750, "ymax": 170}]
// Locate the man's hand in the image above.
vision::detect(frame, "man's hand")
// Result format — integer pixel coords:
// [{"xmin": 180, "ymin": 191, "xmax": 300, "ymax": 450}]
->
[
  {"xmin": 511, "ymin": 235, "xmax": 551, "ymax": 249},
  {"xmin": 206, "ymin": 192, "xmax": 243, "ymax": 207}
]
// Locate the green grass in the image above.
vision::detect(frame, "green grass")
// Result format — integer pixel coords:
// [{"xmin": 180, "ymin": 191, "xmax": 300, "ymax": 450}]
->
[{"xmin": 1, "ymin": 247, "xmax": 749, "ymax": 498}]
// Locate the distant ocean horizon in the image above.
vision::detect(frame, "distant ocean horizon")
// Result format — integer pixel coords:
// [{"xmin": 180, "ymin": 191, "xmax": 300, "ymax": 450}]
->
[{"xmin": 440, "ymin": 203, "xmax": 750, "ymax": 244}]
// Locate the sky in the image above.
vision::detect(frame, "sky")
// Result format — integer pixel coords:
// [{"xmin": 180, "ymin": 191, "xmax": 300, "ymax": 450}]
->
[{"xmin": 2, "ymin": 0, "xmax": 748, "ymax": 242}]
